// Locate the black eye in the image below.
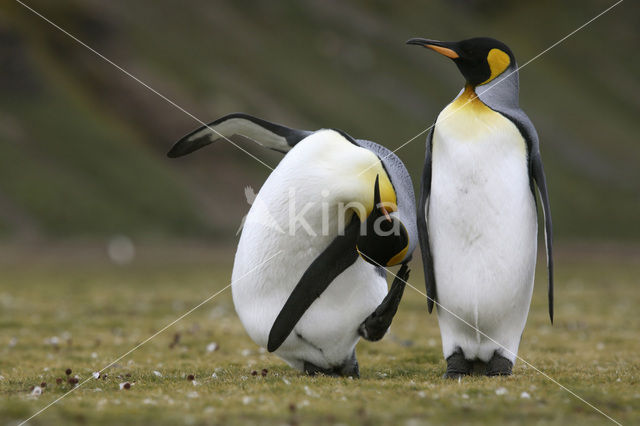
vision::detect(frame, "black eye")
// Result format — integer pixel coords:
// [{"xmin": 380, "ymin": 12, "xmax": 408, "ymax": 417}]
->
[{"xmin": 379, "ymin": 219, "xmax": 394, "ymax": 233}]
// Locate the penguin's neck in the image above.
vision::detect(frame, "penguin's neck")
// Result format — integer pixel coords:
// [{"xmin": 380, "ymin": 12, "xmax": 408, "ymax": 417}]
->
[
  {"xmin": 450, "ymin": 84, "xmax": 488, "ymax": 112},
  {"xmin": 439, "ymin": 84, "xmax": 494, "ymax": 124},
  {"xmin": 436, "ymin": 84, "xmax": 514, "ymax": 142}
]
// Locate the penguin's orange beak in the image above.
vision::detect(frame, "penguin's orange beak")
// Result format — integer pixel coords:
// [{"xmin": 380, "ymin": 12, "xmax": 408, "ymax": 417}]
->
[
  {"xmin": 406, "ymin": 38, "xmax": 459, "ymax": 59},
  {"xmin": 378, "ymin": 205, "xmax": 392, "ymax": 222}
]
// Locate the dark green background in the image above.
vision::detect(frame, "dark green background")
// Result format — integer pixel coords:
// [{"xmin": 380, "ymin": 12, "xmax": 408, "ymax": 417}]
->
[{"xmin": 1, "ymin": 0, "xmax": 638, "ymax": 242}]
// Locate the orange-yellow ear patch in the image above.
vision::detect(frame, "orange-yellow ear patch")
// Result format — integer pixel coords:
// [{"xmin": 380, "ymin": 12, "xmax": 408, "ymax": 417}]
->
[
  {"xmin": 481, "ymin": 48, "xmax": 510, "ymax": 85},
  {"xmin": 387, "ymin": 241, "xmax": 409, "ymax": 266},
  {"xmin": 426, "ymin": 44, "xmax": 459, "ymax": 59}
]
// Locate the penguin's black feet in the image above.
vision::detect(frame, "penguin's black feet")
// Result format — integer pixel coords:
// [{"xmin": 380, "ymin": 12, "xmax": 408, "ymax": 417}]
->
[
  {"xmin": 303, "ymin": 350, "xmax": 360, "ymax": 378},
  {"xmin": 486, "ymin": 351, "xmax": 513, "ymax": 376},
  {"xmin": 303, "ymin": 361, "xmax": 340, "ymax": 377},
  {"xmin": 358, "ymin": 264, "xmax": 410, "ymax": 341},
  {"xmin": 340, "ymin": 350, "xmax": 360, "ymax": 378},
  {"xmin": 444, "ymin": 348, "xmax": 471, "ymax": 379}
]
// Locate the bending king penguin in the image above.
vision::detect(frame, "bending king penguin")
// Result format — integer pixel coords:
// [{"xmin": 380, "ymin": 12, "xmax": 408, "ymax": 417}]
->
[
  {"xmin": 407, "ymin": 37, "xmax": 553, "ymax": 377},
  {"xmin": 168, "ymin": 114, "xmax": 417, "ymax": 377}
]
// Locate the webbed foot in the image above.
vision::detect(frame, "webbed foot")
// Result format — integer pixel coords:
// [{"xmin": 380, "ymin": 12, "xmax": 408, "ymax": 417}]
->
[
  {"xmin": 444, "ymin": 348, "xmax": 471, "ymax": 379},
  {"xmin": 486, "ymin": 351, "xmax": 513, "ymax": 376}
]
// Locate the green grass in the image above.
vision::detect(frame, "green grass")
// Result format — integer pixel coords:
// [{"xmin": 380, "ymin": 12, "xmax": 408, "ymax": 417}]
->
[{"xmin": 0, "ymin": 243, "xmax": 638, "ymax": 425}]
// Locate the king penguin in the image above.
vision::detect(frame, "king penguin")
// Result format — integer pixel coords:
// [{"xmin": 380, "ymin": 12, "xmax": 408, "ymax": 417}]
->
[
  {"xmin": 168, "ymin": 113, "xmax": 417, "ymax": 377},
  {"xmin": 406, "ymin": 37, "xmax": 553, "ymax": 377}
]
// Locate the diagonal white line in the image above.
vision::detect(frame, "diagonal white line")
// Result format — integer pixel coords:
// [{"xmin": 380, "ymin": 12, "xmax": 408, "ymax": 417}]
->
[
  {"xmin": 13, "ymin": 0, "xmax": 626, "ymax": 424},
  {"xmin": 404, "ymin": 284, "xmax": 621, "ymax": 425},
  {"xmin": 17, "ymin": 250, "xmax": 282, "ymax": 426},
  {"xmin": 358, "ymin": 0, "xmax": 624, "ymax": 177},
  {"xmin": 358, "ymin": 252, "xmax": 622, "ymax": 426},
  {"xmin": 14, "ymin": 0, "xmax": 275, "ymax": 171},
  {"xmin": 511, "ymin": 0, "xmax": 624, "ymax": 76}
]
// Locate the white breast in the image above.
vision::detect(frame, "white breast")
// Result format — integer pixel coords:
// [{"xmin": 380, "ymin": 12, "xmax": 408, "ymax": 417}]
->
[
  {"xmin": 428, "ymin": 94, "xmax": 538, "ymax": 362},
  {"xmin": 231, "ymin": 130, "xmax": 388, "ymax": 369}
]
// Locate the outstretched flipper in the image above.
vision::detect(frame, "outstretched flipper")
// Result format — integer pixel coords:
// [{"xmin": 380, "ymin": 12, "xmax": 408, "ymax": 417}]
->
[
  {"xmin": 417, "ymin": 128, "xmax": 437, "ymax": 313},
  {"xmin": 167, "ymin": 113, "xmax": 312, "ymax": 157},
  {"xmin": 267, "ymin": 217, "xmax": 361, "ymax": 352},
  {"xmin": 358, "ymin": 263, "xmax": 410, "ymax": 341}
]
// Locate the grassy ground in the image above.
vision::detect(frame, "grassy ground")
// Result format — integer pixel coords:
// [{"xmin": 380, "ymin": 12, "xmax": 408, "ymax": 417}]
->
[{"xmin": 0, "ymin": 243, "xmax": 638, "ymax": 425}]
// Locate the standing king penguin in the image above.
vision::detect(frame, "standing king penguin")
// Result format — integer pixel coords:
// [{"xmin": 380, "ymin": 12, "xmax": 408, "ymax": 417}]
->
[
  {"xmin": 168, "ymin": 113, "xmax": 417, "ymax": 377},
  {"xmin": 407, "ymin": 37, "xmax": 553, "ymax": 377}
]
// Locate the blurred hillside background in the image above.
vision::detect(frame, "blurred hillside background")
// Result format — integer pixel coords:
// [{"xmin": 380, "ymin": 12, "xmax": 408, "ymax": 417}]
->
[{"xmin": 1, "ymin": 0, "xmax": 638, "ymax": 248}]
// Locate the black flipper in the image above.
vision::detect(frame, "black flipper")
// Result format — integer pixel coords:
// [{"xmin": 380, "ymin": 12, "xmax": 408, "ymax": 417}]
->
[
  {"xmin": 267, "ymin": 217, "xmax": 361, "ymax": 352},
  {"xmin": 417, "ymin": 128, "xmax": 437, "ymax": 313},
  {"xmin": 531, "ymin": 152, "xmax": 554, "ymax": 323},
  {"xmin": 167, "ymin": 112, "xmax": 312, "ymax": 158},
  {"xmin": 358, "ymin": 263, "xmax": 410, "ymax": 341}
]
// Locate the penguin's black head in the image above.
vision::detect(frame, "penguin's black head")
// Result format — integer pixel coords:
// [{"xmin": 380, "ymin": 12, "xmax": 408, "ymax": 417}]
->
[
  {"xmin": 407, "ymin": 37, "xmax": 515, "ymax": 87},
  {"xmin": 356, "ymin": 176, "xmax": 409, "ymax": 267}
]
